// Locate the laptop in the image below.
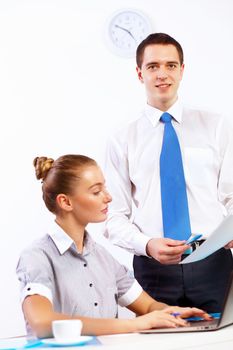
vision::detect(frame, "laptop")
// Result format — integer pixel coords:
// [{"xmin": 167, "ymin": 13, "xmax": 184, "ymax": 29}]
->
[{"xmin": 139, "ymin": 271, "xmax": 233, "ymax": 333}]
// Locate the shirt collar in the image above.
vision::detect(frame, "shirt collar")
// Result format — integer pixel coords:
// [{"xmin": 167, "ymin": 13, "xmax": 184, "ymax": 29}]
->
[
  {"xmin": 145, "ymin": 99, "xmax": 183, "ymax": 127},
  {"xmin": 48, "ymin": 220, "xmax": 95, "ymax": 255}
]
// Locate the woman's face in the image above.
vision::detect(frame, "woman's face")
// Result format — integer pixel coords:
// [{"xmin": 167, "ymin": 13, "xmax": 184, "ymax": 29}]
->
[{"xmin": 69, "ymin": 165, "xmax": 112, "ymax": 226}]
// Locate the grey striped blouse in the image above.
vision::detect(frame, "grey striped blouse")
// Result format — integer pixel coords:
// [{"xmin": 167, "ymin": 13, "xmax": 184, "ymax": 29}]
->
[{"xmin": 16, "ymin": 221, "xmax": 142, "ymax": 334}]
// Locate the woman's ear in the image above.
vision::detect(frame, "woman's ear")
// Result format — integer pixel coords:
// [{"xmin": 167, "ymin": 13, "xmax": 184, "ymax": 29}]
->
[{"xmin": 56, "ymin": 194, "xmax": 73, "ymax": 212}]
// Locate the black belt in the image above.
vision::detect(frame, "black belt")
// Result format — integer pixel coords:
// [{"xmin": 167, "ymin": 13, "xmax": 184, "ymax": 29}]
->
[{"xmin": 182, "ymin": 239, "xmax": 206, "ymax": 256}]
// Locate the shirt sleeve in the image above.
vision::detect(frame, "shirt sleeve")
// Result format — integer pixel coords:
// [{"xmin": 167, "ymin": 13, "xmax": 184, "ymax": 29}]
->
[
  {"xmin": 217, "ymin": 117, "xmax": 233, "ymax": 215},
  {"xmin": 113, "ymin": 260, "xmax": 143, "ymax": 307},
  {"xmin": 104, "ymin": 134, "xmax": 151, "ymax": 256},
  {"xmin": 16, "ymin": 248, "xmax": 54, "ymax": 304},
  {"xmin": 118, "ymin": 280, "xmax": 143, "ymax": 307}
]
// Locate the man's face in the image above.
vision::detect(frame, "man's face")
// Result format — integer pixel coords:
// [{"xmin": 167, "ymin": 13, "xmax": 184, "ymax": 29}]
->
[{"xmin": 136, "ymin": 44, "xmax": 184, "ymax": 111}]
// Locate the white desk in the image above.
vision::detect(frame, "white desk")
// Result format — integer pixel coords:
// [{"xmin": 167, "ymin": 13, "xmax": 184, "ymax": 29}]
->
[
  {"xmin": 97, "ymin": 326, "xmax": 233, "ymax": 350},
  {"xmin": 2, "ymin": 326, "xmax": 233, "ymax": 350}
]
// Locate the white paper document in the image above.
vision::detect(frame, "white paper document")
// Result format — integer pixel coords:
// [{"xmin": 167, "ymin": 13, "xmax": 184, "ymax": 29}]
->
[{"xmin": 180, "ymin": 215, "xmax": 233, "ymax": 264}]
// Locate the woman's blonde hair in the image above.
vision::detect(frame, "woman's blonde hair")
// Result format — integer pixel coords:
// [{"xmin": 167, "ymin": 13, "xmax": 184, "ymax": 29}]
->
[{"xmin": 33, "ymin": 154, "xmax": 97, "ymax": 213}]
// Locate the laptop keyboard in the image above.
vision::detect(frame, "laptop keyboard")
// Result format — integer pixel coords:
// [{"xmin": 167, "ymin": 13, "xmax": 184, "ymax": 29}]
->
[{"xmin": 189, "ymin": 319, "xmax": 218, "ymax": 327}]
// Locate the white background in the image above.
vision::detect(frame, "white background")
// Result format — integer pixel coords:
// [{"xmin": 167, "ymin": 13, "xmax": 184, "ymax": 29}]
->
[{"xmin": 0, "ymin": 0, "xmax": 233, "ymax": 337}]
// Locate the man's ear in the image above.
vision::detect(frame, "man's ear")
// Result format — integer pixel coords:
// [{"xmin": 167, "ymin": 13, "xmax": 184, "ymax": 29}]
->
[
  {"xmin": 56, "ymin": 194, "xmax": 73, "ymax": 212},
  {"xmin": 180, "ymin": 63, "xmax": 185, "ymax": 81},
  {"xmin": 136, "ymin": 66, "xmax": 144, "ymax": 83}
]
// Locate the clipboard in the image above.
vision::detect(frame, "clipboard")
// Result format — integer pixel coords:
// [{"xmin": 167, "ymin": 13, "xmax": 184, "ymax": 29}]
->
[{"xmin": 180, "ymin": 215, "xmax": 233, "ymax": 264}]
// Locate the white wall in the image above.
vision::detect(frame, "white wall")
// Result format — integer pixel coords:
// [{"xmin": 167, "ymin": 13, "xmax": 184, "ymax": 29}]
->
[{"xmin": 0, "ymin": 0, "xmax": 233, "ymax": 338}]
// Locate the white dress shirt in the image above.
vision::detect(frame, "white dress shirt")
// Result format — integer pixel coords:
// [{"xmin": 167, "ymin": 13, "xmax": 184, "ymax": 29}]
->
[{"xmin": 104, "ymin": 99, "xmax": 233, "ymax": 256}]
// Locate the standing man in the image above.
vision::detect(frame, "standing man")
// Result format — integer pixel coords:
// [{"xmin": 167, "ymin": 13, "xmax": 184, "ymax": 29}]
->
[{"xmin": 105, "ymin": 33, "xmax": 233, "ymax": 312}]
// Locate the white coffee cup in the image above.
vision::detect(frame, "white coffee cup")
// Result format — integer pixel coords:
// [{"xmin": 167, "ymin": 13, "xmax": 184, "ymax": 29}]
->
[{"xmin": 52, "ymin": 319, "xmax": 83, "ymax": 341}]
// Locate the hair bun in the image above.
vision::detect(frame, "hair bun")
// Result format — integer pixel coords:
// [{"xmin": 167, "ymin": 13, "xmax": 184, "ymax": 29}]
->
[{"xmin": 33, "ymin": 156, "xmax": 54, "ymax": 180}]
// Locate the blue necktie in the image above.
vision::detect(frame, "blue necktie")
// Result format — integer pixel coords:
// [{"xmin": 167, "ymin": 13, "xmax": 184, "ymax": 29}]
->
[{"xmin": 160, "ymin": 112, "xmax": 191, "ymax": 240}]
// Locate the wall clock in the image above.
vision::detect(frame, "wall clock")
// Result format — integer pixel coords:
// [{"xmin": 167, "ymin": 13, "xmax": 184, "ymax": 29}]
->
[{"xmin": 105, "ymin": 9, "xmax": 153, "ymax": 58}]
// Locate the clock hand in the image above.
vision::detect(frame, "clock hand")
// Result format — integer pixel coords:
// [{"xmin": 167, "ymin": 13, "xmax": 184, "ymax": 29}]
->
[{"xmin": 114, "ymin": 24, "xmax": 136, "ymax": 42}]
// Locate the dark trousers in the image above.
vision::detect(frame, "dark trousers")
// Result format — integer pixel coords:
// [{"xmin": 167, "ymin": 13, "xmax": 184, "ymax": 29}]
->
[{"xmin": 133, "ymin": 248, "xmax": 233, "ymax": 312}]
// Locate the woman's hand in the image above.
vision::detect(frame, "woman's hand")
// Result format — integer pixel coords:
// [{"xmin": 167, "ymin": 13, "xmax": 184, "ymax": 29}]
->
[
  {"xmin": 163, "ymin": 306, "xmax": 212, "ymax": 320},
  {"xmin": 132, "ymin": 306, "xmax": 213, "ymax": 331},
  {"xmin": 133, "ymin": 309, "xmax": 188, "ymax": 331}
]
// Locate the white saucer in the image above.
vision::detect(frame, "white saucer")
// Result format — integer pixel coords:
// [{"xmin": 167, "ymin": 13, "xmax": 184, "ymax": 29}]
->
[{"xmin": 41, "ymin": 336, "xmax": 93, "ymax": 346}]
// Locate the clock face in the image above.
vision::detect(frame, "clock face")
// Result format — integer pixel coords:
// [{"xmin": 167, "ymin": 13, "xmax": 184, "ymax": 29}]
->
[{"xmin": 105, "ymin": 9, "xmax": 152, "ymax": 58}]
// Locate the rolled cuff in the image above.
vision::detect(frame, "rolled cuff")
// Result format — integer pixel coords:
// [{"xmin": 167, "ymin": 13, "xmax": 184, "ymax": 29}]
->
[
  {"xmin": 118, "ymin": 280, "xmax": 143, "ymax": 307},
  {"xmin": 21, "ymin": 282, "xmax": 53, "ymax": 304},
  {"xmin": 132, "ymin": 233, "xmax": 151, "ymax": 256}
]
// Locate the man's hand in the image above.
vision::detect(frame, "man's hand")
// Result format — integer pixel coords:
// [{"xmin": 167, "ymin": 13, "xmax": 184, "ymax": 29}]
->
[
  {"xmin": 146, "ymin": 238, "xmax": 190, "ymax": 264},
  {"xmin": 224, "ymin": 240, "xmax": 233, "ymax": 249}
]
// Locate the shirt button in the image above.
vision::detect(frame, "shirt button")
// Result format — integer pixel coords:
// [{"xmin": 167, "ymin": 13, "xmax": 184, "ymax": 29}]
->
[
  {"xmin": 27, "ymin": 287, "xmax": 31, "ymax": 291},
  {"xmin": 83, "ymin": 263, "xmax": 87, "ymax": 267},
  {"xmin": 94, "ymin": 302, "xmax": 98, "ymax": 306},
  {"xmin": 89, "ymin": 283, "xmax": 93, "ymax": 287}
]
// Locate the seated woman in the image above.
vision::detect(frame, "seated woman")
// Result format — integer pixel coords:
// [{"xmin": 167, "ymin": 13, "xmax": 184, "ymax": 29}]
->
[{"xmin": 16, "ymin": 154, "xmax": 211, "ymax": 338}]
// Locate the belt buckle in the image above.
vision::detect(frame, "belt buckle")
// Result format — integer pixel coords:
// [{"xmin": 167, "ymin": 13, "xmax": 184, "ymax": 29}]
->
[
  {"xmin": 193, "ymin": 241, "xmax": 200, "ymax": 250},
  {"xmin": 183, "ymin": 240, "xmax": 201, "ymax": 259}
]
